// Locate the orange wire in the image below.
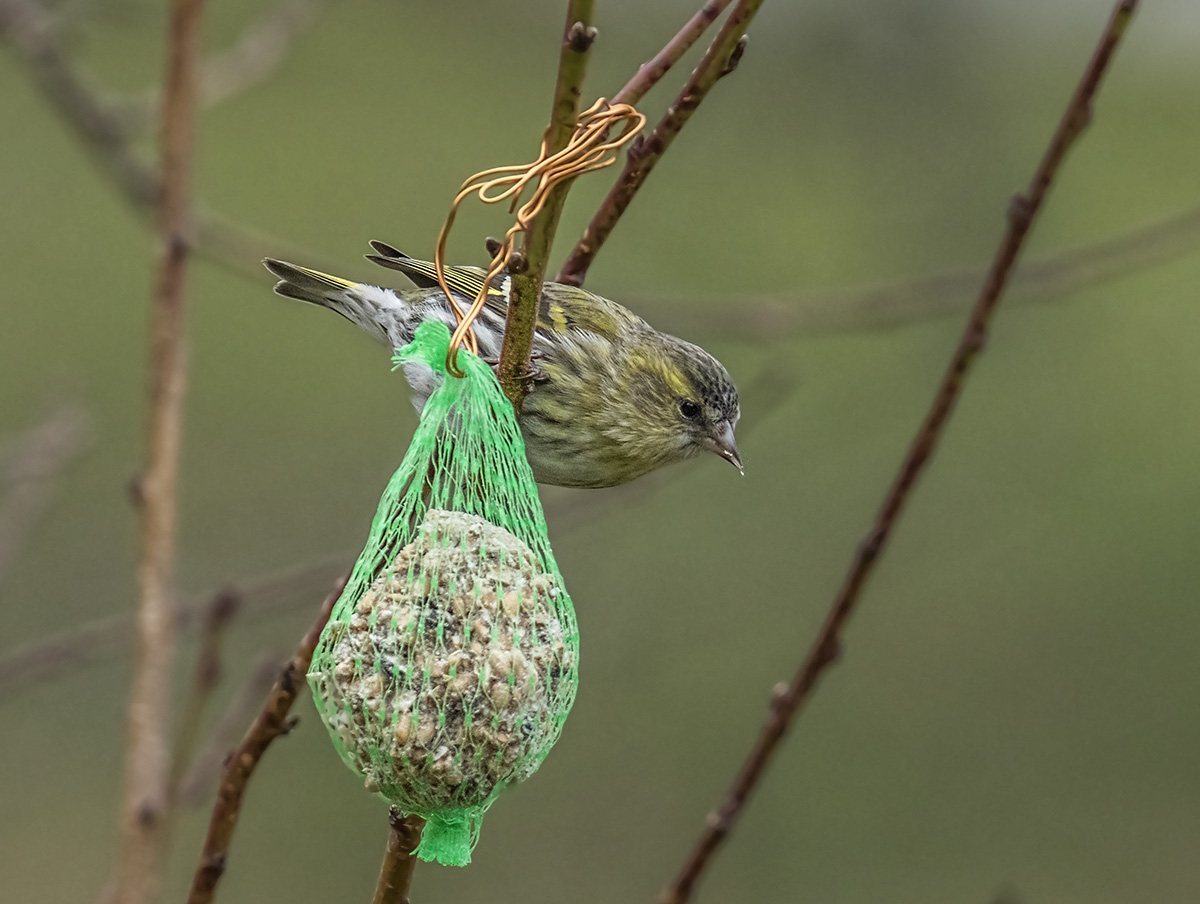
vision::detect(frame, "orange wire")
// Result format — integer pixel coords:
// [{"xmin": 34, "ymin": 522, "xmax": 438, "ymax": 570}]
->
[{"xmin": 434, "ymin": 100, "xmax": 646, "ymax": 377}]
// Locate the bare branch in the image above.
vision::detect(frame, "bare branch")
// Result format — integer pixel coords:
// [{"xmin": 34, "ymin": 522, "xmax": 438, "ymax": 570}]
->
[
  {"xmin": 125, "ymin": 0, "xmax": 328, "ymax": 129},
  {"xmin": 167, "ymin": 588, "xmax": 241, "ymax": 809},
  {"xmin": 629, "ymin": 203, "xmax": 1200, "ymax": 339},
  {"xmin": 185, "ymin": 577, "xmax": 345, "ymax": 904},
  {"xmin": 114, "ymin": 0, "xmax": 206, "ymax": 897},
  {"xmin": 497, "ymin": 0, "xmax": 598, "ymax": 411},
  {"xmin": 660, "ymin": 3, "xmax": 1140, "ymax": 902},
  {"xmin": 0, "ymin": 0, "xmax": 333, "ymax": 279},
  {"xmin": 371, "ymin": 809, "xmax": 425, "ymax": 904},
  {"xmin": 175, "ymin": 654, "xmax": 281, "ymax": 806},
  {"xmin": 557, "ymin": 0, "xmax": 764, "ymax": 287},
  {"xmin": 612, "ymin": 0, "xmax": 734, "ymax": 107},
  {"xmin": 0, "ymin": 552, "xmax": 347, "ymax": 702},
  {"xmin": 0, "ymin": 404, "xmax": 90, "ymax": 584},
  {"xmin": 0, "ymin": 0, "xmax": 157, "ymax": 205}
]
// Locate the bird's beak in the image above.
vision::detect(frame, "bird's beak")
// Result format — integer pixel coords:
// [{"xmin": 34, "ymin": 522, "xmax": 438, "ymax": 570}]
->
[{"xmin": 708, "ymin": 421, "xmax": 743, "ymax": 474}]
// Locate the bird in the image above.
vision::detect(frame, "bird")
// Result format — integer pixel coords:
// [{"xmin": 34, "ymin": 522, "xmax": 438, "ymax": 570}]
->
[{"xmin": 263, "ymin": 242, "xmax": 741, "ymax": 489}]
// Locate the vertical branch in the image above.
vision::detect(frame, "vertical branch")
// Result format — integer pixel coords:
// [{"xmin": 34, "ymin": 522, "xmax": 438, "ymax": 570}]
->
[
  {"xmin": 495, "ymin": 0, "xmax": 597, "ymax": 411},
  {"xmin": 113, "ymin": 0, "xmax": 206, "ymax": 902},
  {"xmin": 659, "ymin": 3, "xmax": 1139, "ymax": 903},
  {"xmin": 558, "ymin": 0, "xmax": 763, "ymax": 286},
  {"xmin": 0, "ymin": 404, "xmax": 90, "ymax": 586},
  {"xmin": 371, "ymin": 809, "xmax": 426, "ymax": 904},
  {"xmin": 167, "ymin": 589, "xmax": 242, "ymax": 808}
]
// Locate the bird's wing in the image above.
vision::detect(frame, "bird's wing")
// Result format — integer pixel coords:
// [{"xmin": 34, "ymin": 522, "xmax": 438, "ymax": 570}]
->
[
  {"xmin": 366, "ymin": 241, "xmax": 496, "ymax": 300},
  {"xmin": 522, "ymin": 281, "xmax": 625, "ymax": 341},
  {"xmin": 365, "ymin": 243, "xmax": 626, "ymax": 341}
]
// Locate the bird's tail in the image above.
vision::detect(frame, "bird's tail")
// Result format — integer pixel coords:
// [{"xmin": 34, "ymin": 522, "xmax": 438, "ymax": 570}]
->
[
  {"xmin": 263, "ymin": 258, "xmax": 405, "ymax": 346},
  {"xmin": 264, "ymin": 258, "xmax": 357, "ymax": 305}
]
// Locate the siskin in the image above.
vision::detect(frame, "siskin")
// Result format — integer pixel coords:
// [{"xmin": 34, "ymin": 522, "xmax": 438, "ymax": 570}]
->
[{"xmin": 264, "ymin": 242, "xmax": 741, "ymax": 489}]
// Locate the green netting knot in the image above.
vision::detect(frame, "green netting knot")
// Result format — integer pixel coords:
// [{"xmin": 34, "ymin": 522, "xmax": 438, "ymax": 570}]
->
[{"xmin": 415, "ymin": 807, "xmax": 481, "ymax": 866}]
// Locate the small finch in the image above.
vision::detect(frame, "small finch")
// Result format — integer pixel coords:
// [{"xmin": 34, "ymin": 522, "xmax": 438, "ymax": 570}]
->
[{"xmin": 264, "ymin": 242, "xmax": 741, "ymax": 489}]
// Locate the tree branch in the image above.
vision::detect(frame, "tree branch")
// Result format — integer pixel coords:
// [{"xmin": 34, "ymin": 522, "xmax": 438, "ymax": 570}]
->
[
  {"xmin": 371, "ymin": 809, "xmax": 425, "ymax": 904},
  {"xmin": 113, "ymin": 0, "xmax": 205, "ymax": 900},
  {"xmin": 167, "ymin": 588, "xmax": 241, "ymax": 810},
  {"xmin": 0, "ymin": 551, "xmax": 347, "ymax": 703},
  {"xmin": 557, "ymin": 0, "xmax": 763, "ymax": 287},
  {"xmin": 0, "ymin": 0, "xmax": 334, "ymax": 279},
  {"xmin": 0, "ymin": 0, "xmax": 158, "ymax": 206},
  {"xmin": 185, "ymin": 577, "xmax": 345, "ymax": 904},
  {"xmin": 0, "ymin": 404, "xmax": 90, "ymax": 585},
  {"xmin": 174, "ymin": 654, "xmax": 282, "ymax": 807},
  {"xmin": 125, "ymin": 0, "xmax": 328, "ymax": 129},
  {"xmin": 626, "ymin": 201, "xmax": 1200, "ymax": 339},
  {"xmin": 496, "ymin": 0, "xmax": 597, "ymax": 411},
  {"xmin": 659, "ymin": 3, "xmax": 1140, "ymax": 902},
  {"xmin": 611, "ymin": 0, "xmax": 734, "ymax": 107}
]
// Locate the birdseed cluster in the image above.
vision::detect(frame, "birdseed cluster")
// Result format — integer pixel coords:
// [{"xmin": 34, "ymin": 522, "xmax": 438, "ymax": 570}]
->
[{"xmin": 312, "ymin": 509, "xmax": 573, "ymax": 808}]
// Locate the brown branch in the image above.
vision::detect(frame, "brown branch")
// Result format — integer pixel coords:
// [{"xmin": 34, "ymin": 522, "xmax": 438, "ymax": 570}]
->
[
  {"xmin": 659, "ymin": 3, "xmax": 1140, "ymax": 902},
  {"xmin": 557, "ymin": 0, "xmax": 763, "ymax": 287},
  {"xmin": 0, "ymin": 404, "xmax": 90, "ymax": 584},
  {"xmin": 371, "ymin": 809, "xmax": 426, "ymax": 904},
  {"xmin": 612, "ymin": 0, "xmax": 734, "ymax": 106},
  {"xmin": 497, "ymin": 0, "xmax": 597, "ymax": 411},
  {"xmin": 185, "ymin": 576, "xmax": 345, "ymax": 904},
  {"xmin": 174, "ymin": 654, "xmax": 282, "ymax": 806},
  {"xmin": 113, "ymin": 0, "xmax": 206, "ymax": 900},
  {"xmin": 0, "ymin": 551, "xmax": 347, "ymax": 703},
  {"xmin": 0, "ymin": 0, "xmax": 158, "ymax": 205},
  {"xmin": 124, "ymin": 0, "xmax": 328, "ymax": 130},
  {"xmin": 628, "ymin": 201, "xmax": 1200, "ymax": 339},
  {"xmin": 167, "ymin": 588, "xmax": 241, "ymax": 808},
  {"xmin": 0, "ymin": 0, "xmax": 332, "ymax": 279}
]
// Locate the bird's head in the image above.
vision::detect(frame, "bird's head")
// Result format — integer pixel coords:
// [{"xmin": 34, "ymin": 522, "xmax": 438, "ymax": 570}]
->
[{"xmin": 612, "ymin": 332, "xmax": 742, "ymax": 476}]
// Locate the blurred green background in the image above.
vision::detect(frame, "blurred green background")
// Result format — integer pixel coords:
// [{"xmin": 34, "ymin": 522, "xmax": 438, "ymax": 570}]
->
[{"xmin": 3, "ymin": 0, "xmax": 1200, "ymax": 901}]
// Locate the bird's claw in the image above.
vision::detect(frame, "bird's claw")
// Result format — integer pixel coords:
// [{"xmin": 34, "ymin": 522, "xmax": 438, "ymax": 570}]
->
[{"xmin": 481, "ymin": 354, "xmax": 548, "ymax": 387}]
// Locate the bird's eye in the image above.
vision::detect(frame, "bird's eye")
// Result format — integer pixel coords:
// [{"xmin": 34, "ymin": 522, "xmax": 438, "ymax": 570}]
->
[{"xmin": 679, "ymin": 399, "xmax": 703, "ymax": 420}]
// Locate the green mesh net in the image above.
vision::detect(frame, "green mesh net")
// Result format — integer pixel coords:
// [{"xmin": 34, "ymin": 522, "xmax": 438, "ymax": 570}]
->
[{"xmin": 307, "ymin": 321, "xmax": 579, "ymax": 866}]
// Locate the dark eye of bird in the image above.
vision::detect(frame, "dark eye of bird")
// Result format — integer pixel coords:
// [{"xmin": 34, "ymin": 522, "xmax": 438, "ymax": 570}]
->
[{"xmin": 679, "ymin": 399, "xmax": 702, "ymax": 420}]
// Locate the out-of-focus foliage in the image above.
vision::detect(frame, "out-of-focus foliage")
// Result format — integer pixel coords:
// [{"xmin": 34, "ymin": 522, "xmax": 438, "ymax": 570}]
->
[{"xmin": 2, "ymin": 1, "xmax": 1199, "ymax": 902}]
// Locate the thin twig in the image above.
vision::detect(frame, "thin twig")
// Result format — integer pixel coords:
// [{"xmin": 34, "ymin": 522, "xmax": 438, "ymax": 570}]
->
[
  {"xmin": 167, "ymin": 588, "xmax": 242, "ymax": 808},
  {"xmin": 126, "ymin": 0, "xmax": 328, "ymax": 129},
  {"xmin": 174, "ymin": 654, "xmax": 283, "ymax": 806},
  {"xmin": 629, "ymin": 201, "xmax": 1200, "ymax": 339},
  {"xmin": 611, "ymin": 0, "xmax": 734, "ymax": 106},
  {"xmin": 0, "ymin": 404, "xmax": 90, "ymax": 585},
  {"xmin": 557, "ymin": 0, "xmax": 763, "ymax": 287},
  {"xmin": 185, "ymin": 577, "xmax": 346, "ymax": 904},
  {"xmin": 0, "ymin": 552, "xmax": 347, "ymax": 702},
  {"xmin": 497, "ymin": 0, "xmax": 597, "ymax": 411},
  {"xmin": 371, "ymin": 808, "xmax": 426, "ymax": 904},
  {"xmin": 0, "ymin": 0, "xmax": 157, "ymax": 205},
  {"xmin": 659, "ymin": 3, "xmax": 1139, "ymax": 902},
  {"xmin": 0, "ymin": 0, "xmax": 332, "ymax": 278},
  {"xmin": 113, "ymin": 0, "xmax": 206, "ymax": 901}
]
